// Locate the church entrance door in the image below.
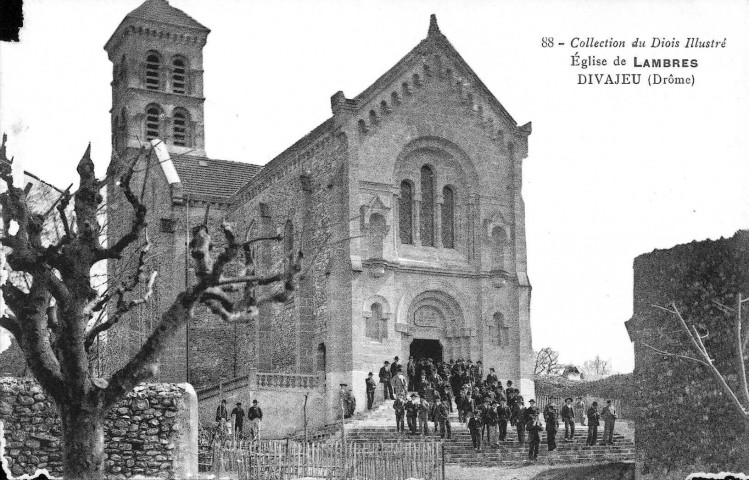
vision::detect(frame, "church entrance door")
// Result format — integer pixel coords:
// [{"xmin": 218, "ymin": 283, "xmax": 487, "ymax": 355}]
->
[{"xmin": 409, "ymin": 339, "xmax": 443, "ymax": 364}]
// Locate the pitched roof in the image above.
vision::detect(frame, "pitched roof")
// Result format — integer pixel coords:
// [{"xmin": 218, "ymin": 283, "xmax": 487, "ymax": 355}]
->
[
  {"xmin": 124, "ymin": 0, "xmax": 209, "ymax": 31},
  {"xmin": 353, "ymin": 14, "xmax": 518, "ymax": 127},
  {"xmin": 171, "ymin": 157, "xmax": 262, "ymax": 202}
]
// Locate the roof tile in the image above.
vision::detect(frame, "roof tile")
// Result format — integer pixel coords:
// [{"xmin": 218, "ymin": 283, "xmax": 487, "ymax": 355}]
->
[{"xmin": 171, "ymin": 157, "xmax": 262, "ymax": 202}]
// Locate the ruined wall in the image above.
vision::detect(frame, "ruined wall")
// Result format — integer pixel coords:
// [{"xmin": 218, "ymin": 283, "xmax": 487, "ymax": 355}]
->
[
  {"xmin": 626, "ymin": 230, "xmax": 749, "ymax": 479},
  {"xmin": 0, "ymin": 379, "xmax": 197, "ymax": 479}
]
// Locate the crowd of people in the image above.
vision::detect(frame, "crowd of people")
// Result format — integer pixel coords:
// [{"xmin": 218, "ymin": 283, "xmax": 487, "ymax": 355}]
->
[{"xmin": 367, "ymin": 356, "xmax": 619, "ymax": 461}]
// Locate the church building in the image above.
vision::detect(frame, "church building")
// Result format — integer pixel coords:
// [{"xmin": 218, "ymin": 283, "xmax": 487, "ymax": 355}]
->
[{"xmin": 103, "ymin": 0, "xmax": 535, "ymax": 424}]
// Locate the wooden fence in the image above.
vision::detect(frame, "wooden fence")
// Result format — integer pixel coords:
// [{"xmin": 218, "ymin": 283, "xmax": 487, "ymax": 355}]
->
[
  {"xmin": 536, "ymin": 394, "xmax": 631, "ymax": 419},
  {"xmin": 210, "ymin": 439, "xmax": 444, "ymax": 480}
]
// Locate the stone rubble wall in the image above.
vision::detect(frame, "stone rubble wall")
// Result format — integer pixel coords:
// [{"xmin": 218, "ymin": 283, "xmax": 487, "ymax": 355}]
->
[
  {"xmin": 627, "ymin": 230, "xmax": 749, "ymax": 479},
  {"xmin": 0, "ymin": 378, "xmax": 197, "ymax": 479}
]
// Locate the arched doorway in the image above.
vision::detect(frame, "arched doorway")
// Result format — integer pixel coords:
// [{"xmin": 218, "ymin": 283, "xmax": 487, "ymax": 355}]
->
[{"xmin": 409, "ymin": 339, "xmax": 443, "ymax": 364}]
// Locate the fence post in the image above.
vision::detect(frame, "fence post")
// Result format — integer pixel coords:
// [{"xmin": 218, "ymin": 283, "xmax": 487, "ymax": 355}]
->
[{"xmin": 441, "ymin": 441, "xmax": 445, "ymax": 480}]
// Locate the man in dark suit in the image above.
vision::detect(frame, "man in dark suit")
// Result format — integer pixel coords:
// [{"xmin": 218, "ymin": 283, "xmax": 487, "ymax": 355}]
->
[
  {"xmin": 365, "ymin": 372, "xmax": 377, "ymax": 409},
  {"xmin": 496, "ymin": 397, "xmax": 511, "ymax": 441},
  {"xmin": 561, "ymin": 397, "xmax": 575, "ymax": 441},
  {"xmin": 586, "ymin": 401, "xmax": 601, "ymax": 446},
  {"xmin": 379, "ymin": 361, "xmax": 394, "ymax": 400}
]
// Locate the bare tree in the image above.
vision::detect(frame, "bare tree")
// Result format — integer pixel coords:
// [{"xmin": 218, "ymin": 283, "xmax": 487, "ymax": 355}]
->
[
  {"xmin": 534, "ymin": 347, "xmax": 560, "ymax": 376},
  {"xmin": 644, "ymin": 297, "xmax": 749, "ymax": 424},
  {"xmin": 0, "ymin": 135, "xmax": 302, "ymax": 479},
  {"xmin": 581, "ymin": 354, "xmax": 611, "ymax": 379}
]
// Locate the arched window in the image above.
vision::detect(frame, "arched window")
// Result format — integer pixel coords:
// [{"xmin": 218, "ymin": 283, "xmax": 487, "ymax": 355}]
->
[
  {"xmin": 367, "ymin": 303, "xmax": 382, "ymax": 339},
  {"xmin": 367, "ymin": 213, "xmax": 386, "ymax": 259},
  {"xmin": 283, "ymin": 220, "xmax": 294, "ymax": 257},
  {"xmin": 245, "ymin": 221, "xmax": 258, "ymax": 272},
  {"xmin": 145, "ymin": 104, "xmax": 163, "ymax": 140},
  {"xmin": 115, "ymin": 108, "xmax": 127, "ymax": 152},
  {"xmin": 441, "ymin": 186, "xmax": 455, "ymax": 248},
  {"xmin": 172, "ymin": 108, "xmax": 190, "ymax": 147},
  {"xmin": 491, "ymin": 226, "xmax": 507, "ymax": 270},
  {"xmin": 145, "ymin": 51, "xmax": 162, "ymax": 90},
  {"xmin": 316, "ymin": 343, "xmax": 326, "ymax": 373},
  {"xmin": 119, "ymin": 55, "xmax": 127, "ymax": 81},
  {"xmin": 172, "ymin": 56, "xmax": 187, "ymax": 94},
  {"xmin": 399, "ymin": 181, "xmax": 413, "ymax": 244},
  {"xmin": 420, "ymin": 166, "xmax": 435, "ymax": 246},
  {"xmin": 494, "ymin": 312, "xmax": 509, "ymax": 347}
]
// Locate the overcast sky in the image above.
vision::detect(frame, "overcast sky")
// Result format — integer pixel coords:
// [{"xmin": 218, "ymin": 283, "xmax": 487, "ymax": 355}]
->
[{"xmin": 1, "ymin": 0, "xmax": 748, "ymax": 373}]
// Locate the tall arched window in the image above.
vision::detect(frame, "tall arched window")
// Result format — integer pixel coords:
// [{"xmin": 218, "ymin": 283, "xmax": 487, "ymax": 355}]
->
[
  {"xmin": 172, "ymin": 108, "xmax": 190, "ymax": 147},
  {"xmin": 399, "ymin": 181, "xmax": 413, "ymax": 244},
  {"xmin": 367, "ymin": 303, "xmax": 382, "ymax": 339},
  {"xmin": 420, "ymin": 166, "xmax": 435, "ymax": 246},
  {"xmin": 145, "ymin": 51, "xmax": 162, "ymax": 90},
  {"xmin": 245, "ymin": 221, "xmax": 258, "ymax": 272},
  {"xmin": 283, "ymin": 220, "xmax": 294, "ymax": 257},
  {"xmin": 367, "ymin": 213, "xmax": 386, "ymax": 259},
  {"xmin": 490, "ymin": 226, "xmax": 507, "ymax": 270},
  {"xmin": 145, "ymin": 104, "xmax": 163, "ymax": 140},
  {"xmin": 494, "ymin": 312, "xmax": 509, "ymax": 347},
  {"xmin": 172, "ymin": 56, "xmax": 187, "ymax": 94},
  {"xmin": 441, "ymin": 186, "xmax": 455, "ymax": 248}
]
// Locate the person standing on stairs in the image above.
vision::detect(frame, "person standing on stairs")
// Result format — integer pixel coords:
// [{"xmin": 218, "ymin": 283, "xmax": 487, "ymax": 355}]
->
[
  {"xmin": 497, "ymin": 397, "xmax": 511, "ymax": 441},
  {"xmin": 407, "ymin": 356, "xmax": 416, "ymax": 391},
  {"xmin": 365, "ymin": 372, "xmax": 377, "ymax": 410},
  {"xmin": 436, "ymin": 397, "xmax": 452, "ymax": 439},
  {"xmin": 418, "ymin": 396, "xmax": 431, "ymax": 436},
  {"xmin": 586, "ymin": 401, "xmax": 601, "ymax": 446},
  {"xmin": 515, "ymin": 396, "xmax": 527, "ymax": 444},
  {"xmin": 526, "ymin": 411, "xmax": 543, "ymax": 461},
  {"xmin": 575, "ymin": 396, "xmax": 587, "ymax": 426},
  {"xmin": 379, "ymin": 361, "xmax": 394, "ymax": 400},
  {"xmin": 393, "ymin": 393, "xmax": 406, "ymax": 433},
  {"xmin": 392, "ymin": 367, "xmax": 408, "ymax": 398},
  {"xmin": 561, "ymin": 397, "xmax": 575, "ymax": 441},
  {"xmin": 544, "ymin": 402, "xmax": 560, "ymax": 452},
  {"xmin": 601, "ymin": 399, "xmax": 618, "ymax": 445},
  {"xmin": 406, "ymin": 394, "xmax": 419, "ymax": 434},
  {"xmin": 467, "ymin": 410, "xmax": 482, "ymax": 451}
]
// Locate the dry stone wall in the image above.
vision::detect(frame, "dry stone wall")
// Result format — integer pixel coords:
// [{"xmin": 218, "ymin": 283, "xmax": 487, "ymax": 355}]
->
[{"xmin": 0, "ymin": 378, "xmax": 197, "ymax": 479}]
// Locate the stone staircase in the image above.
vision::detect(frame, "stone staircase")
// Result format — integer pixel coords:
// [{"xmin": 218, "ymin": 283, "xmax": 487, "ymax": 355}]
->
[{"xmin": 318, "ymin": 399, "xmax": 635, "ymax": 466}]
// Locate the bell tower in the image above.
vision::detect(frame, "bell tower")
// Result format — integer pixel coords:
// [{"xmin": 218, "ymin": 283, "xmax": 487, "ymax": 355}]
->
[{"xmin": 104, "ymin": 0, "xmax": 210, "ymax": 164}]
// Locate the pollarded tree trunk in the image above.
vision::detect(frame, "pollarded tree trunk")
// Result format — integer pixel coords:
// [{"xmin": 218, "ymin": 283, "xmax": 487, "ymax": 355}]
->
[{"xmin": 60, "ymin": 402, "xmax": 106, "ymax": 480}]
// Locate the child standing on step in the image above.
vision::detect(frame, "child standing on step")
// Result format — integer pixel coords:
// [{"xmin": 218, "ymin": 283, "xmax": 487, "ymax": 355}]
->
[
  {"xmin": 393, "ymin": 393, "xmax": 406, "ymax": 433},
  {"xmin": 467, "ymin": 410, "xmax": 483, "ymax": 451}
]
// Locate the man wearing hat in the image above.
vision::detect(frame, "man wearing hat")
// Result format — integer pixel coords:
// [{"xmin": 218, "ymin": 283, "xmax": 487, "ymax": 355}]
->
[
  {"xmin": 544, "ymin": 402, "xmax": 559, "ymax": 452},
  {"xmin": 601, "ymin": 399, "xmax": 618, "ymax": 445},
  {"xmin": 248, "ymin": 399, "xmax": 263, "ymax": 440},
  {"xmin": 467, "ymin": 410, "xmax": 483, "ymax": 451},
  {"xmin": 230, "ymin": 402, "xmax": 245, "ymax": 438},
  {"xmin": 379, "ymin": 361, "xmax": 395, "ymax": 400},
  {"xmin": 575, "ymin": 396, "xmax": 587, "ymax": 426},
  {"xmin": 586, "ymin": 401, "xmax": 601, "ymax": 446},
  {"xmin": 365, "ymin": 372, "xmax": 377, "ymax": 410},
  {"xmin": 418, "ymin": 396, "xmax": 431, "ymax": 436},
  {"xmin": 526, "ymin": 410, "xmax": 543, "ymax": 460},
  {"xmin": 515, "ymin": 396, "xmax": 527, "ymax": 443},
  {"xmin": 525, "ymin": 398, "xmax": 540, "ymax": 418},
  {"xmin": 393, "ymin": 393, "xmax": 406, "ymax": 433},
  {"xmin": 406, "ymin": 394, "xmax": 419, "ymax": 434},
  {"xmin": 561, "ymin": 397, "xmax": 575, "ymax": 441}
]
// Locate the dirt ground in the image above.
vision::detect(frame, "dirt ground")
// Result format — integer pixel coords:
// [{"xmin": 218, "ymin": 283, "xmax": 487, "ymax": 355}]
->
[{"xmin": 445, "ymin": 461, "xmax": 635, "ymax": 480}]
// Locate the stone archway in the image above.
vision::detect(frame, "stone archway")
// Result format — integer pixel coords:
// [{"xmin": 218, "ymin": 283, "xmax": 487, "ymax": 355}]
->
[{"xmin": 403, "ymin": 290, "xmax": 469, "ymax": 361}]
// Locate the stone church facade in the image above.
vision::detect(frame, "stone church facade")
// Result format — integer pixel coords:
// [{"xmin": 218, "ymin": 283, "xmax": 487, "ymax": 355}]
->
[{"xmin": 103, "ymin": 0, "xmax": 535, "ymax": 422}]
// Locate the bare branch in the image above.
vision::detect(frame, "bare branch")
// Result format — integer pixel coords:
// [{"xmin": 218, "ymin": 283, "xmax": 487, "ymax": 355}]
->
[
  {"xmin": 85, "ymin": 271, "xmax": 158, "ymax": 351},
  {"xmin": 642, "ymin": 342, "xmax": 710, "ymax": 367},
  {"xmin": 96, "ymin": 148, "xmax": 147, "ymax": 261},
  {"xmin": 736, "ymin": 294, "xmax": 749, "ymax": 407}
]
